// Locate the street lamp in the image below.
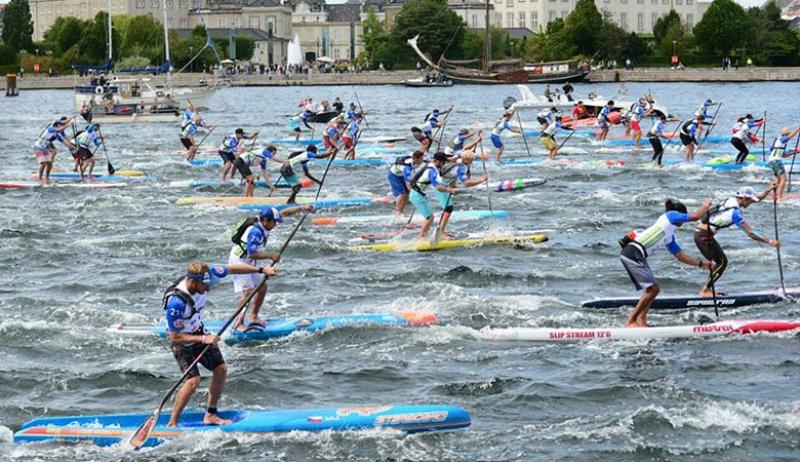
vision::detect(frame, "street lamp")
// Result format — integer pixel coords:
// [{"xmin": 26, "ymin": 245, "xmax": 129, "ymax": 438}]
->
[
  {"xmin": 189, "ymin": 46, "xmax": 194, "ymax": 73},
  {"xmin": 672, "ymin": 40, "xmax": 676, "ymax": 56}
]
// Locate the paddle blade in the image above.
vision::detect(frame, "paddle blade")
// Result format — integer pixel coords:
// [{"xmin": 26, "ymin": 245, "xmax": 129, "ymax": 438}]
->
[
  {"xmin": 127, "ymin": 411, "xmax": 158, "ymax": 449},
  {"xmin": 107, "ymin": 162, "xmax": 116, "ymax": 176}
]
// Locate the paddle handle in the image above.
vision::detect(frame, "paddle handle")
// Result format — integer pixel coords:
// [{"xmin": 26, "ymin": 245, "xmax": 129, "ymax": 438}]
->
[
  {"xmin": 706, "ymin": 210, "xmax": 719, "ymax": 319},
  {"xmin": 695, "ymin": 102, "xmax": 722, "ymax": 153}
]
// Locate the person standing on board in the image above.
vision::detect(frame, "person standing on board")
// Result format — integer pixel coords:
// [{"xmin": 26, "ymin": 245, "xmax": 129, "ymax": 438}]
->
[
  {"xmin": 436, "ymin": 151, "xmax": 488, "ymax": 238},
  {"xmin": 619, "ymin": 199, "xmax": 712, "ymax": 327},
  {"xmin": 693, "ymin": 98, "xmax": 718, "ymax": 140},
  {"xmin": 218, "ymin": 128, "xmax": 258, "ymax": 183},
  {"xmin": 73, "ymin": 123, "xmax": 103, "ymax": 180},
  {"xmin": 491, "ymin": 110, "xmax": 521, "ymax": 161},
  {"xmin": 342, "ymin": 113, "xmax": 362, "ymax": 160},
  {"xmin": 595, "ymin": 101, "xmax": 615, "ymax": 141},
  {"xmin": 387, "ymin": 150, "xmax": 426, "ymax": 217},
  {"xmin": 409, "ymin": 151, "xmax": 457, "ymax": 239},
  {"xmin": 281, "ymin": 144, "xmax": 334, "ymax": 204},
  {"xmin": 444, "ymin": 129, "xmax": 482, "ymax": 157},
  {"xmin": 165, "ymin": 261, "xmax": 277, "ymax": 427},
  {"xmin": 536, "ymin": 107, "xmax": 559, "ymax": 131},
  {"xmin": 693, "ymin": 185, "xmax": 779, "ymax": 297},
  {"xmin": 33, "ymin": 116, "xmax": 77, "ymax": 185},
  {"xmin": 234, "ymin": 145, "xmax": 287, "ymax": 197},
  {"xmin": 768, "ymin": 126, "xmax": 800, "ymax": 201},
  {"xmin": 229, "ymin": 206, "xmax": 310, "ymax": 331},
  {"xmin": 730, "ymin": 114, "xmax": 764, "ymax": 164},
  {"xmin": 629, "ymin": 98, "xmax": 652, "ymax": 150},
  {"xmin": 679, "ymin": 115, "xmax": 713, "ymax": 161},
  {"xmin": 648, "ymin": 114, "xmax": 671, "ymax": 166},
  {"xmin": 540, "ymin": 116, "xmax": 574, "ymax": 160},
  {"xmin": 181, "ymin": 115, "xmax": 214, "ymax": 162}
]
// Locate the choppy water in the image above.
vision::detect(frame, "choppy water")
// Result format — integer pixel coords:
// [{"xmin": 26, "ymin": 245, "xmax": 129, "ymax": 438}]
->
[{"xmin": 1, "ymin": 82, "xmax": 799, "ymax": 461}]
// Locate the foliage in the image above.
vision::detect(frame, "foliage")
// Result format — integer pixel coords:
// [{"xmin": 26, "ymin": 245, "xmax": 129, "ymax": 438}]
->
[
  {"xmin": 234, "ymin": 36, "xmax": 255, "ymax": 61},
  {"xmin": 692, "ymin": 0, "xmax": 749, "ymax": 57},
  {"xmin": 563, "ymin": 0, "xmax": 604, "ymax": 57},
  {"xmin": 2, "ymin": 0, "xmax": 34, "ymax": 52},
  {"xmin": 0, "ymin": 43, "xmax": 19, "ymax": 65},
  {"xmin": 388, "ymin": 0, "xmax": 465, "ymax": 67},
  {"xmin": 361, "ymin": 7, "xmax": 386, "ymax": 67},
  {"xmin": 115, "ymin": 55, "xmax": 151, "ymax": 70}
]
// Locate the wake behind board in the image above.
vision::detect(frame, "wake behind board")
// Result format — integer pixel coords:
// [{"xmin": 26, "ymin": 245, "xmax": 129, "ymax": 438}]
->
[
  {"xmin": 481, "ymin": 319, "xmax": 800, "ymax": 342},
  {"xmin": 31, "ymin": 173, "xmax": 149, "ymax": 182},
  {"xmin": 189, "ymin": 158, "xmax": 387, "ymax": 167},
  {"xmin": 349, "ymin": 234, "xmax": 548, "ymax": 252},
  {"xmin": 14, "ymin": 404, "xmax": 471, "ymax": 447},
  {"xmin": 581, "ymin": 287, "xmax": 799, "ymax": 310},
  {"xmin": 106, "ymin": 311, "xmax": 436, "ymax": 345}
]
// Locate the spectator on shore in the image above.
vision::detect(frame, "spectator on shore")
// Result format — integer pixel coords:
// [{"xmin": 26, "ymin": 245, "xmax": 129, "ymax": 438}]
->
[
  {"xmin": 734, "ymin": 58, "xmax": 740, "ymax": 70},
  {"xmin": 625, "ymin": 58, "xmax": 633, "ymax": 70},
  {"xmin": 746, "ymin": 57, "xmax": 753, "ymax": 68}
]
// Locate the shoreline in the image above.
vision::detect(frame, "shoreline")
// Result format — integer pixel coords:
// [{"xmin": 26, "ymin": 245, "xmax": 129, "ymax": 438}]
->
[{"xmin": 7, "ymin": 67, "xmax": 800, "ymax": 90}]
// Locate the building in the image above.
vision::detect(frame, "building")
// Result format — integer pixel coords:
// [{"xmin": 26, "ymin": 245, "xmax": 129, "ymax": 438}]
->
[
  {"xmin": 291, "ymin": 0, "xmax": 363, "ymax": 61},
  {"xmin": 449, "ymin": 0, "xmax": 494, "ymax": 30},
  {"xmin": 0, "ymin": 4, "xmax": 5, "ymax": 39}
]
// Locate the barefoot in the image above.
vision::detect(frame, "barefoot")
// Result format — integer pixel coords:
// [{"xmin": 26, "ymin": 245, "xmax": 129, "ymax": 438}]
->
[
  {"xmin": 203, "ymin": 413, "xmax": 232, "ymax": 426},
  {"xmin": 167, "ymin": 420, "xmax": 178, "ymax": 428},
  {"xmin": 247, "ymin": 317, "xmax": 267, "ymax": 328}
]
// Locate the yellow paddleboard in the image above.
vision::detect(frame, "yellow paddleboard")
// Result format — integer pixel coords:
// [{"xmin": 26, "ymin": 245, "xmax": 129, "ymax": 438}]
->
[
  {"xmin": 176, "ymin": 196, "xmax": 303, "ymax": 206},
  {"xmin": 117, "ymin": 169, "xmax": 144, "ymax": 177},
  {"xmin": 349, "ymin": 234, "xmax": 549, "ymax": 252}
]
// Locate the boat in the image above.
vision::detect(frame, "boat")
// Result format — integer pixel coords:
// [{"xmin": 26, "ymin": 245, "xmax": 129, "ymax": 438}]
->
[
  {"xmin": 510, "ymin": 85, "xmax": 673, "ymax": 119},
  {"xmin": 107, "ymin": 311, "xmax": 435, "ymax": 345},
  {"xmin": 524, "ymin": 60, "xmax": 589, "ymax": 84},
  {"xmin": 349, "ymin": 234, "xmax": 548, "ymax": 252},
  {"xmin": 13, "ymin": 404, "xmax": 471, "ymax": 447},
  {"xmin": 306, "ymin": 111, "xmax": 340, "ymax": 124},
  {"xmin": 312, "ymin": 209, "xmax": 508, "ymax": 226},
  {"xmin": 494, "ymin": 178, "xmax": 546, "ymax": 192},
  {"xmin": 581, "ymin": 287, "xmax": 800, "ymax": 310},
  {"xmin": 175, "ymin": 195, "xmax": 389, "ymax": 208},
  {"xmin": 403, "ymin": 76, "xmax": 454, "ymax": 88},
  {"xmin": 481, "ymin": 319, "xmax": 800, "ymax": 342}
]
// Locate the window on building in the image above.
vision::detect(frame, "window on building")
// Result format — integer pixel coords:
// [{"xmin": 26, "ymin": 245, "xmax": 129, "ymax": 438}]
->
[
  {"xmin": 507, "ymin": 0, "xmax": 513, "ymax": 6},
  {"xmin": 620, "ymin": 0, "xmax": 627, "ymax": 4},
  {"xmin": 165, "ymin": 0, "xmax": 172, "ymax": 7},
  {"xmin": 676, "ymin": 0, "xmax": 682, "ymax": 4},
  {"xmin": 334, "ymin": 49, "xmax": 340, "ymax": 59},
  {"xmin": 651, "ymin": 0, "xmax": 656, "ymax": 4},
  {"xmin": 250, "ymin": 16, "xmax": 260, "ymax": 29},
  {"xmin": 687, "ymin": 0, "xmax": 693, "ymax": 3},
  {"xmin": 472, "ymin": 13, "xmax": 477, "ymax": 28},
  {"xmin": 637, "ymin": 0, "xmax": 643, "ymax": 3},
  {"xmin": 151, "ymin": 0, "xmax": 159, "ymax": 7},
  {"xmin": 652, "ymin": 13, "xmax": 658, "ymax": 29},
  {"xmin": 495, "ymin": 13, "xmax": 502, "ymax": 25},
  {"xmin": 603, "ymin": 0, "xmax": 610, "ymax": 3},
  {"xmin": 519, "ymin": 11, "xmax": 526, "ymax": 27},
  {"xmin": 620, "ymin": 12, "xmax": 627, "ymax": 29},
  {"xmin": 687, "ymin": 13, "xmax": 693, "ymax": 27},
  {"xmin": 519, "ymin": 0, "xmax": 526, "ymax": 3},
  {"xmin": 179, "ymin": 0, "xmax": 188, "ymax": 8},
  {"xmin": 662, "ymin": 0, "xmax": 668, "ymax": 4},
  {"xmin": 180, "ymin": 18, "xmax": 188, "ymax": 27},
  {"xmin": 532, "ymin": 11, "xmax": 538, "ymax": 30},
  {"xmin": 506, "ymin": 12, "xmax": 514, "ymax": 27},
  {"xmin": 637, "ymin": 12, "xmax": 643, "ymax": 31},
  {"xmin": 549, "ymin": 10, "xmax": 556, "ymax": 21},
  {"xmin": 136, "ymin": 0, "xmax": 145, "ymax": 8},
  {"xmin": 560, "ymin": 10, "xmax": 567, "ymax": 18},
  {"xmin": 220, "ymin": 17, "xmax": 227, "ymax": 28}
]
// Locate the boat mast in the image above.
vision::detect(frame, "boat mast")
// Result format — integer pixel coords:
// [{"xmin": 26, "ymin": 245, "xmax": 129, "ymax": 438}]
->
[
  {"xmin": 107, "ymin": 0, "xmax": 113, "ymax": 64},
  {"xmin": 483, "ymin": 0, "xmax": 490, "ymax": 73},
  {"xmin": 162, "ymin": 0, "xmax": 172, "ymax": 87}
]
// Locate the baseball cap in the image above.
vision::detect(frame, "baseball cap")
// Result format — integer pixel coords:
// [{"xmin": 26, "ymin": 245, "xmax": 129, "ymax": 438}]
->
[
  {"xmin": 735, "ymin": 186, "xmax": 760, "ymax": 202},
  {"xmin": 186, "ymin": 265, "xmax": 227, "ymax": 287},
  {"xmin": 259, "ymin": 206, "xmax": 283, "ymax": 222}
]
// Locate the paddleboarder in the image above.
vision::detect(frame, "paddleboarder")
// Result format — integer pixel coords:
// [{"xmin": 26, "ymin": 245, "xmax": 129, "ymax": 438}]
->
[
  {"xmin": 694, "ymin": 185, "xmax": 779, "ymax": 297},
  {"xmin": 388, "ymin": 150, "xmax": 426, "ymax": 217},
  {"xmin": 409, "ymin": 151, "xmax": 457, "ymax": 239},
  {"xmin": 436, "ymin": 151, "xmax": 489, "ymax": 238},
  {"xmin": 180, "ymin": 115, "xmax": 214, "ymax": 162},
  {"xmin": 229, "ymin": 206, "xmax": 310, "ymax": 331},
  {"xmin": 73, "ymin": 123, "xmax": 104, "ymax": 180},
  {"xmin": 33, "ymin": 116, "xmax": 77, "ymax": 185},
  {"xmin": 218, "ymin": 128, "xmax": 259, "ymax": 183},
  {"xmin": 491, "ymin": 110, "xmax": 521, "ymax": 161},
  {"xmin": 444, "ymin": 129, "xmax": 482, "ymax": 157},
  {"xmin": 164, "ymin": 261, "xmax": 277, "ymax": 427},
  {"xmin": 342, "ymin": 113, "xmax": 362, "ymax": 159},
  {"xmin": 679, "ymin": 115, "xmax": 713, "ymax": 161},
  {"xmin": 322, "ymin": 115, "xmax": 345, "ymax": 156},
  {"xmin": 768, "ymin": 126, "xmax": 800, "ymax": 201},
  {"xmin": 648, "ymin": 114, "xmax": 670, "ymax": 166},
  {"xmin": 619, "ymin": 198, "xmax": 713, "ymax": 327},
  {"xmin": 540, "ymin": 116, "xmax": 574, "ymax": 160},
  {"xmin": 731, "ymin": 114, "xmax": 764, "ymax": 164},
  {"xmin": 629, "ymin": 98, "xmax": 652, "ymax": 150},
  {"xmin": 281, "ymin": 145, "xmax": 334, "ymax": 203},
  {"xmin": 234, "ymin": 145, "xmax": 287, "ymax": 197},
  {"xmin": 596, "ymin": 101, "xmax": 615, "ymax": 141},
  {"xmin": 536, "ymin": 107, "xmax": 559, "ymax": 130}
]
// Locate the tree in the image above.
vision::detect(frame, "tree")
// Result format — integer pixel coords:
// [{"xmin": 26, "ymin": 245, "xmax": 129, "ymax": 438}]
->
[
  {"xmin": 692, "ymin": 0, "xmax": 749, "ymax": 57},
  {"xmin": 653, "ymin": 10, "xmax": 681, "ymax": 44},
  {"xmin": 746, "ymin": 2, "xmax": 799, "ymax": 65},
  {"xmin": 389, "ymin": 0, "xmax": 465, "ymax": 67},
  {"xmin": 43, "ymin": 17, "xmax": 88, "ymax": 56},
  {"xmin": 2, "ymin": 0, "xmax": 34, "ymax": 52},
  {"xmin": 563, "ymin": 0, "xmax": 604, "ymax": 57},
  {"xmin": 117, "ymin": 14, "xmax": 163, "ymax": 61},
  {"xmin": 234, "ymin": 36, "xmax": 255, "ymax": 61},
  {"xmin": 362, "ymin": 7, "xmax": 386, "ymax": 67}
]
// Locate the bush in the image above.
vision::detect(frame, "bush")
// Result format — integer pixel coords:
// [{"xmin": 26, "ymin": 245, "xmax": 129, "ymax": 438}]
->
[{"xmin": 0, "ymin": 44, "xmax": 20, "ymax": 65}]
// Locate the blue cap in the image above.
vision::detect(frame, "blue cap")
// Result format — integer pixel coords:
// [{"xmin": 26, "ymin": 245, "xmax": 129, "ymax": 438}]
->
[
  {"xmin": 186, "ymin": 265, "xmax": 227, "ymax": 286},
  {"xmin": 259, "ymin": 207, "xmax": 283, "ymax": 223}
]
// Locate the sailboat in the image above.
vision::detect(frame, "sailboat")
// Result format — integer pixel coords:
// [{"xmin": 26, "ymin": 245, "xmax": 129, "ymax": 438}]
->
[
  {"xmin": 406, "ymin": 1, "xmax": 528, "ymax": 85},
  {"xmin": 73, "ymin": 0, "xmax": 215, "ymax": 123}
]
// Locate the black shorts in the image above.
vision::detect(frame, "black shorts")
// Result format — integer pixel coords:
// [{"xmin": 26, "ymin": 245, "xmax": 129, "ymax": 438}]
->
[
  {"xmin": 679, "ymin": 133, "xmax": 695, "ymax": 146},
  {"xmin": 77, "ymin": 146, "xmax": 93, "ymax": 160},
  {"xmin": 171, "ymin": 341, "xmax": 225, "ymax": 379},
  {"xmin": 233, "ymin": 157, "xmax": 253, "ymax": 177},
  {"xmin": 218, "ymin": 150, "xmax": 236, "ymax": 163},
  {"xmin": 537, "ymin": 116, "xmax": 548, "ymax": 126},
  {"xmin": 180, "ymin": 137, "xmax": 194, "ymax": 149}
]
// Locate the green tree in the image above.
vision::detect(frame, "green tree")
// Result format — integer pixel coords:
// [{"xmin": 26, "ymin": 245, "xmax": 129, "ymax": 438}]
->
[
  {"xmin": 234, "ymin": 36, "xmax": 255, "ymax": 61},
  {"xmin": 563, "ymin": 0, "xmax": 604, "ymax": 57},
  {"xmin": 0, "ymin": 43, "xmax": 19, "ymax": 65},
  {"xmin": 389, "ymin": 0, "xmax": 465, "ymax": 68},
  {"xmin": 653, "ymin": 10, "xmax": 681, "ymax": 44},
  {"xmin": 623, "ymin": 32, "xmax": 649, "ymax": 63},
  {"xmin": 117, "ymin": 14, "xmax": 163, "ymax": 61},
  {"xmin": 362, "ymin": 7, "xmax": 386, "ymax": 67},
  {"xmin": 2, "ymin": 0, "xmax": 34, "ymax": 52},
  {"xmin": 746, "ymin": 2, "xmax": 799, "ymax": 65},
  {"xmin": 81, "ymin": 11, "xmax": 119, "ymax": 63},
  {"xmin": 43, "ymin": 16, "xmax": 88, "ymax": 56},
  {"xmin": 692, "ymin": 0, "xmax": 749, "ymax": 57}
]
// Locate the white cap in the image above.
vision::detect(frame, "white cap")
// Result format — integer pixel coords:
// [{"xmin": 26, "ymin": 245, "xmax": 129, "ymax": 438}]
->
[{"xmin": 735, "ymin": 186, "xmax": 760, "ymax": 202}]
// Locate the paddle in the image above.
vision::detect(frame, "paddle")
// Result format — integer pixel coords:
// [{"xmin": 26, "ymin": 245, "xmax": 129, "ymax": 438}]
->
[
  {"xmin": 772, "ymin": 189, "xmax": 788, "ymax": 299},
  {"xmin": 788, "ymin": 132, "xmax": 800, "ymax": 193},
  {"xmin": 660, "ymin": 119, "xmax": 683, "ymax": 155},
  {"xmin": 515, "ymin": 110, "xmax": 532, "ymax": 157},
  {"xmin": 97, "ymin": 127, "xmax": 115, "ymax": 176},
  {"xmin": 478, "ymin": 136, "xmax": 492, "ymax": 212},
  {"xmin": 195, "ymin": 125, "xmax": 215, "ymax": 150},
  {"xmin": 553, "ymin": 128, "xmax": 576, "ymax": 157},
  {"xmin": 354, "ymin": 91, "xmax": 370, "ymax": 131},
  {"xmin": 761, "ymin": 111, "xmax": 767, "ymax": 162},
  {"xmin": 706, "ymin": 209, "xmax": 719, "ymax": 320},
  {"xmin": 695, "ymin": 102, "xmax": 722, "ymax": 154},
  {"xmin": 267, "ymin": 173, "xmax": 284, "ymax": 198},
  {"xmin": 432, "ymin": 190, "xmax": 452, "ymax": 245},
  {"xmin": 433, "ymin": 105, "xmax": 454, "ymax": 152}
]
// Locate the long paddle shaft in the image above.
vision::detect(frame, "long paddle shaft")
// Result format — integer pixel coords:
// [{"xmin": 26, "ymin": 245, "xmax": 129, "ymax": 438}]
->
[
  {"xmin": 772, "ymin": 190, "xmax": 788, "ymax": 298},
  {"xmin": 195, "ymin": 125, "xmax": 215, "ymax": 149},
  {"xmin": 660, "ymin": 120, "xmax": 683, "ymax": 154},
  {"xmin": 705, "ymin": 210, "xmax": 719, "ymax": 319},
  {"xmin": 554, "ymin": 129, "xmax": 576, "ymax": 156},
  {"xmin": 516, "ymin": 110, "xmax": 532, "ymax": 157},
  {"xmin": 433, "ymin": 105, "xmax": 454, "ymax": 152},
  {"xmin": 354, "ymin": 91, "xmax": 370, "ymax": 130},
  {"xmin": 761, "ymin": 111, "xmax": 767, "ymax": 162},
  {"xmin": 788, "ymin": 133, "xmax": 800, "ymax": 192},
  {"xmin": 695, "ymin": 102, "xmax": 723, "ymax": 153},
  {"xmin": 478, "ymin": 137, "xmax": 492, "ymax": 212},
  {"xmin": 97, "ymin": 128, "xmax": 115, "ymax": 175}
]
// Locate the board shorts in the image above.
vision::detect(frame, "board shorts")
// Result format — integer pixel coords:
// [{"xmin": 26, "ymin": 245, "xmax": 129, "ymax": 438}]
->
[
  {"xmin": 769, "ymin": 159, "xmax": 786, "ymax": 177},
  {"xmin": 536, "ymin": 116, "xmax": 548, "ymax": 126},
  {"xmin": 620, "ymin": 243, "xmax": 655, "ymax": 291},
  {"xmin": 598, "ymin": 119, "xmax": 609, "ymax": 129},
  {"xmin": 409, "ymin": 189, "xmax": 433, "ymax": 219},
  {"xmin": 388, "ymin": 171, "xmax": 409, "ymax": 197},
  {"xmin": 540, "ymin": 136, "xmax": 556, "ymax": 150},
  {"xmin": 233, "ymin": 157, "xmax": 253, "ymax": 177},
  {"xmin": 342, "ymin": 136, "xmax": 354, "ymax": 149},
  {"xmin": 171, "ymin": 341, "xmax": 225, "ymax": 379},
  {"xmin": 77, "ymin": 146, "xmax": 93, "ymax": 160},
  {"xmin": 289, "ymin": 119, "xmax": 300, "ymax": 131},
  {"xmin": 435, "ymin": 189, "xmax": 453, "ymax": 210},
  {"xmin": 490, "ymin": 134, "xmax": 503, "ymax": 149},
  {"xmin": 218, "ymin": 149, "xmax": 236, "ymax": 163},
  {"xmin": 631, "ymin": 120, "xmax": 641, "ymax": 131},
  {"xmin": 679, "ymin": 133, "xmax": 695, "ymax": 146},
  {"xmin": 34, "ymin": 148, "xmax": 52, "ymax": 164},
  {"xmin": 323, "ymin": 137, "xmax": 336, "ymax": 150},
  {"xmin": 233, "ymin": 271, "xmax": 266, "ymax": 293},
  {"xmin": 180, "ymin": 137, "xmax": 193, "ymax": 149}
]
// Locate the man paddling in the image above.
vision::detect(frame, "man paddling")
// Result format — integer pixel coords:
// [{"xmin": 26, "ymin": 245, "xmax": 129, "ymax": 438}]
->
[
  {"xmin": 165, "ymin": 261, "xmax": 277, "ymax": 427},
  {"xmin": 730, "ymin": 114, "xmax": 764, "ymax": 164},
  {"xmin": 694, "ymin": 185, "xmax": 779, "ymax": 297},
  {"xmin": 679, "ymin": 115, "xmax": 713, "ymax": 161},
  {"xmin": 281, "ymin": 145, "xmax": 334, "ymax": 203},
  {"xmin": 444, "ymin": 129, "xmax": 481, "ymax": 157},
  {"xmin": 540, "ymin": 116, "xmax": 574, "ymax": 160},
  {"xmin": 619, "ymin": 199, "xmax": 713, "ymax": 327},
  {"xmin": 181, "ymin": 115, "xmax": 214, "ymax": 162},
  {"xmin": 234, "ymin": 145, "xmax": 287, "ymax": 197},
  {"xmin": 596, "ymin": 101, "xmax": 615, "ymax": 141},
  {"xmin": 768, "ymin": 126, "xmax": 800, "ymax": 201},
  {"xmin": 491, "ymin": 110, "xmax": 521, "ymax": 161},
  {"xmin": 229, "ymin": 206, "xmax": 310, "ymax": 331},
  {"xmin": 693, "ymin": 98, "xmax": 718, "ymax": 139},
  {"xmin": 387, "ymin": 150, "xmax": 426, "ymax": 217},
  {"xmin": 342, "ymin": 113, "xmax": 362, "ymax": 159},
  {"xmin": 629, "ymin": 98, "xmax": 652, "ymax": 150},
  {"xmin": 409, "ymin": 151, "xmax": 457, "ymax": 239},
  {"xmin": 73, "ymin": 123, "xmax": 103, "ymax": 180},
  {"xmin": 33, "ymin": 116, "xmax": 77, "ymax": 185},
  {"xmin": 648, "ymin": 114, "xmax": 670, "ymax": 166},
  {"xmin": 219, "ymin": 128, "xmax": 258, "ymax": 183},
  {"xmin": 436, "ymin": 151, "xmax": 488, "ymax": 238}
]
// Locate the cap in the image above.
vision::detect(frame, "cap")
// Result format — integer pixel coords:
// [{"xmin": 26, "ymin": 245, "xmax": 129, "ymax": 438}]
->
[
  {"xmin": 607, "ymin": 100, "xmax": 615, "ymax": 106},
  {"xmin": 706, "ymin": 98, "xmax": 713, "ymax": 104},
  {"xmin": 461, "ymin": 150, "xmax": 474, "ymax": 160},
  {"xmin": 735, "ymin": 186, "xmax": 760, "ymax": 202},
  {"xmin": 745, "ymin": 113, "xmax": 753, "ymax": 120},
  {"xmin": 186, "ymin": 265, "xmax": 227, "ymax": 287},
  {"xmin": 432, "ymin": 109, "xmax": 440, "ymax": 115},
  {"xmin": 259, "ymin": 206, "xmax": 284, "ymax": 222}
]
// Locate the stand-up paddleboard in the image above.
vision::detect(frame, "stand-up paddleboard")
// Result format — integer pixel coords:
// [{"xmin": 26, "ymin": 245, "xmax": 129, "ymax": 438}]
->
[
  {"xmin": 350, "ymin": 234, "xmax": 548, "ymax": 252},
  {"xmin": 176, "ymin": 195, "xmax": 388, "ymax": 207},
  {"xmin": 582, "ymin": 287, "xmax": 799, "ymax": 310},
  {"xmin": 106, "ymin": 311, "xmax": 436, "ymax": 345},
  {"xmin": 312, "ymin": 210, "xmax": 508, "ymax": 226},
  {"xmin": 592, "ymin": 135, "xmax": 728, "ymax": 147},
  {"xmin": 704, "ymin": 156, "xmax": 769, "ymax": 170},
  {"xmin": 0, "ymin": 181, "xmax": 127, "ymax": 189},
  {"xmin": 31, "ymin": 172, "xmax": 149, "ymax": 182},
  {"xmin": 188, "ymin": 178, "xmax": 313, "ymax": 189},
  {"xmin": 494, "ymin": 178, "xmax": 546, "ymax": 192},
  {"xmin": 481, "ymin": 319, "xmax": 800, "ymax": 342},
  {"xmin": 13, "ymin": 404, "xmax": 471, "ymax": 447},
  {"xmin": 189, "ymin": 158, "xmax": 387, "ymax": 167},
  {"xmin": 267, "ymin": 138, "xmax": 323, "ymax": 146}
]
